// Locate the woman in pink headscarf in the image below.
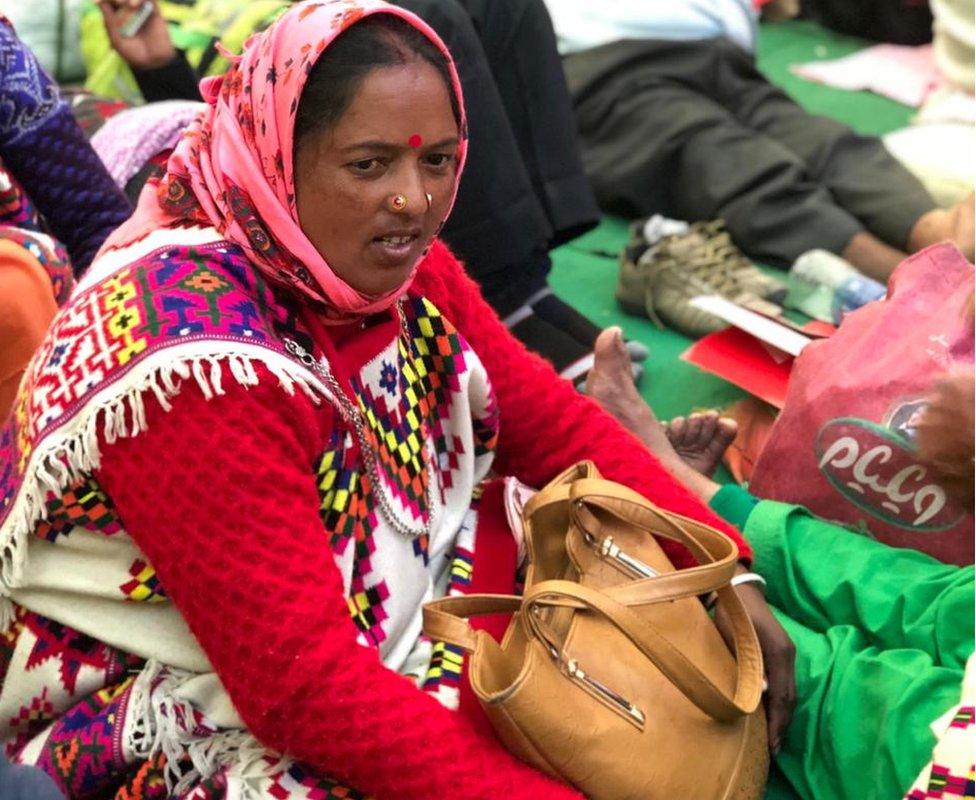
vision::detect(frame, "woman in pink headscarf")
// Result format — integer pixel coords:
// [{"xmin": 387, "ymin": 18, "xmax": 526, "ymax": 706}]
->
[{"xmin": 0, "ymin": 1, "xmax": 788, "ymax": 797}]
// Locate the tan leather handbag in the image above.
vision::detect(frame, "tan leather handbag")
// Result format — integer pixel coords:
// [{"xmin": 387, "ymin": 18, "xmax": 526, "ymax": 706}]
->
[{"xmin": 423, "ymin": 463, "xmax": 769, "ymax": 800}]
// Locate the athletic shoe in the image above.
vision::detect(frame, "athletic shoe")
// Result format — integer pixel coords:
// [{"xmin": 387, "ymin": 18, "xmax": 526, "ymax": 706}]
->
[{"xmin": 690, "ymin": 220, "xmax": 787, "ymax": 303}]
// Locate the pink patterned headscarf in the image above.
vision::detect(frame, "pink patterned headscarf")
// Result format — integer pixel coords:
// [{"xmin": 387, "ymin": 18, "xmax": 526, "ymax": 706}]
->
[{"xmin": 103, "ymin": 0, "xmax": 467, "ymax": 321}]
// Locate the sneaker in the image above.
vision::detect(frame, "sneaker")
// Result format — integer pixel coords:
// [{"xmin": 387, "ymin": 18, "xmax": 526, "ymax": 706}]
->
[
  {"xmin": 616, "ymin": 219, "xmax": 657, "ymax": 315},
  {"xmin": 617, "ymin": 219, "xmax": 786, "ymax": 338},
  {"xmin": 690, "ymin": 220, "xmax": 787, "ymax": 303}
]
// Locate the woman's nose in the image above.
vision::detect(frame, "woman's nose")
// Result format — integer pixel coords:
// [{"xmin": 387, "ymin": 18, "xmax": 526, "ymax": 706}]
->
[{"xmin": 391, "ymin": 165, "xmax": 428, "ymax": 214}]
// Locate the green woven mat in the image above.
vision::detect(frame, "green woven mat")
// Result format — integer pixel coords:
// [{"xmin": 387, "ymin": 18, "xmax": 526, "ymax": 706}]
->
[{"xmin": 547, "ymin": 21, "xmax": 914, "ymax": 799}]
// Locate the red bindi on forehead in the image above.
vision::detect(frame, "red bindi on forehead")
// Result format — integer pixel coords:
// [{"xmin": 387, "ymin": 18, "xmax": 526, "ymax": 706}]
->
[{"xmin": 408, "ymin": 134, "xmax": 423, "ymax": 148}]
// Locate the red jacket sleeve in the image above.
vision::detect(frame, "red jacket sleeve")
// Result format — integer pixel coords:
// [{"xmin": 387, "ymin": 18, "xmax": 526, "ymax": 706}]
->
[
  {"xmin": 413, "ymin": 240, "xmax": 753, "ymax": 565},
  {"xmin": 94, "ymin": 368, "xmax": 582, "ymax": 800}
]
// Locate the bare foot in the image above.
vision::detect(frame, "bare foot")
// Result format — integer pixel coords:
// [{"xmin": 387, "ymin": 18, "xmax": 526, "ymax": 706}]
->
[
  {"xmin": 952, "ymin": 193, "xmax": 975, "ymax": 262},
  {"xmin": 908, "ymin": 193, "xmax": 975, "ymax": 262},
  {"xmin": 587, "ymin": 328, "xmax": 738, "ymax": 478},
  {"xmin": 586, "ymin": 327, "xmax": 672, "ymax": 452},
  {"xmin": 665, "ymin": 412, "xmax": 739, "ymax": 477}
]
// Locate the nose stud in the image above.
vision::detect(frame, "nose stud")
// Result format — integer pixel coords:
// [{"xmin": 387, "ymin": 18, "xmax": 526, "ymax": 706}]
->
[
  {"xmin": 389, "ymin": 194, "xmax": 408, "ymax": 212},
  {"xmin": 425, "ymin": 192, "xmax": 432, "ymax": 211}
]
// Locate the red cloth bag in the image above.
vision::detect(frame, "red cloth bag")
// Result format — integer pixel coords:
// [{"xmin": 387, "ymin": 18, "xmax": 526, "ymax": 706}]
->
[{"xmin": 750, "ymin": 244, "xmax": 974, "ymax": 565}]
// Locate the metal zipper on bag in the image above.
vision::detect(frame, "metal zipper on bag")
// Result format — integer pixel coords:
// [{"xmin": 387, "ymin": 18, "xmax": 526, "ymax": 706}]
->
[
  {"xmin": 575, "ymin": 500, "xmax": 659, "ymax": 579},
  {"xmin": 597, "ymin": 536, "xmax": 659, "ymax": 578},
  {"xmin": 534, "ymin": 611, "xmax": 646, "ymax": 727},
  {"xmin": 565, "ymin": 658, "xmax": 646, "ymax": 726}
]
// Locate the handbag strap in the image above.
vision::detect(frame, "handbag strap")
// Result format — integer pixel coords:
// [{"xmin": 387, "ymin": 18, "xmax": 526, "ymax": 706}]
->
[
  {"xmin": 565, "ymin": 478, "xmax": 763, "ymax": 718},
  {"xmin": 423, "ymin": 580, "xmax": 763, "ymax": 722},
  {"xmin": 568, "ymin": 478, "xmax": 741, "ymax": 601},
  {"xmin": 422, "ymin": 594, "xmax": 523, "ymax": 651},
  {"xmin": 524, "ymin": 579, "xmax": 763, "ymax": 721},
  {"xmin": 425, "ymin": 473, "xmax": 762, "ymax": 721},
  {"xmin": 521, "ymin": 460, "xmax": 599, "ymax": 521}
]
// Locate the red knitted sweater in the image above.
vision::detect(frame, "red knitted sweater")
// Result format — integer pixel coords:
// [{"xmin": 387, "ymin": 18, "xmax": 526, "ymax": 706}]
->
[{"xmin": 94, "ymin": 241, "xmax": 749, "ymax": 800}]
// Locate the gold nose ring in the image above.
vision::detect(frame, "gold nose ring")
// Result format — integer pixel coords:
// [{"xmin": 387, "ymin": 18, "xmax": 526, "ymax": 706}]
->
[
  {"xmin": 425, "ymin": 192, "xmax": 432, "ymax": 210},
  {"xmin": 389, "ymin": 194, "xmax": 408, "ymax": 212}
]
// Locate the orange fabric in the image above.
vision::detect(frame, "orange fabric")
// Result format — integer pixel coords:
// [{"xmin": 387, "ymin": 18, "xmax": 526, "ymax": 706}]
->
[
  {"xmin": 0, "ymin": 239, "xmax": 57, "ymax": 419},
  {"xmin": 721, "ymin": 397, "xmax": 777, "ymax": 484}
]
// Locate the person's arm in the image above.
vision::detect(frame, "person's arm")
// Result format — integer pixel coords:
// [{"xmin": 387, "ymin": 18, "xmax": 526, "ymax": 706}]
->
[
  {"xmin": 413, "ymin": 240, "xmax": 753, "ymax": 567},
  {"xmin": 94, "ymin": 367, "xmax": 582, "ymax": 800},
  {"xmin": 97, "ymin": 0, "xmax": 202, "ymax": 102},
  {"xmin": 0, "ymin": 24, "xmax": 131, "ymax": 276},
  {"xmin": 132, "ymin": 51, "xmax": 202, "ymax": 103}
]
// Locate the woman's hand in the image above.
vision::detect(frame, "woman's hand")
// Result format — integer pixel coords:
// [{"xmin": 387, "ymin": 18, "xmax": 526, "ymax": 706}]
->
[
  {"xmin": 915, "ymin": 370, "xmax": 975, "ymax": 508},
  {"xmin": 97, "ymin": 0, "xmax": 176, "ymax": 71},
  {"xmin": 715, "ymin": 567, "xmax": 796, "ymax": 754}
]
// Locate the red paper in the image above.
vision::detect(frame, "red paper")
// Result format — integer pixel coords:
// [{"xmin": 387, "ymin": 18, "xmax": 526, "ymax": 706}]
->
[{"xmin": 682, "ymin": 327, "xmax": 793, "ymax": 409}]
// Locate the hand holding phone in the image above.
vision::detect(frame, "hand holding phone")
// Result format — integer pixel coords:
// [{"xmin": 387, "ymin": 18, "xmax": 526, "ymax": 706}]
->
[
  {"xmin": 119, "ymin": 1, "xmax": 155, "ymax": 38},
  {"xmin": 97, "ymin": 0, "xmax": 176, "ymax": 71}
]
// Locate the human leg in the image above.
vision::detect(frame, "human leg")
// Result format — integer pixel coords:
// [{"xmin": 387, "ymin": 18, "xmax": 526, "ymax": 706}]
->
[
  {"xmin": 718, "ymin": 44, "xmax": 937, "ymax": 252},
  {"xmin": 566, "ymin": 40, "xmax": 865, "ymax": 267},
  {"xmin": 746, "ymin": 500, "xmax": 974, "ymax": 670},
  {"xmin": 775, "ymin": 613, "xmax": 964, "ymax": 800},
  {"xmin": 716, "ymin": 48, "xmax": 975, "ymax": 270},
  {"xmin": 456, "ymin": 0, "xmax": 599, "ymax": 247}
]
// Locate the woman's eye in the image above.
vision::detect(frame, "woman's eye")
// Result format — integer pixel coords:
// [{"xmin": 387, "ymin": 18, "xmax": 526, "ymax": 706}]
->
[
  {"xmin": 423, "ymin": 153, "xmax": 453, "ymax": 169},
  {"xmin": 348, "ymin": 158, "xmax": 384, "ymax": 174}
]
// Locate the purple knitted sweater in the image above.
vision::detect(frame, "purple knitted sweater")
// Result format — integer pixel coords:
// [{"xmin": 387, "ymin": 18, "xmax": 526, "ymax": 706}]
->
[{"xmin": 0, "ymin": 21, "xmax": 131, "ymax": 276}]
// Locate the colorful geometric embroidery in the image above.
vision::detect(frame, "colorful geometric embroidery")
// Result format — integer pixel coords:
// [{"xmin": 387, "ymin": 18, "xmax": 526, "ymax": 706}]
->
[
  {"xmin": 348, "ymin": 296, "xmax": 496, "ymax": 523},
  {"xmin": 119, "ymin": 559, "xmax": 168, "ymax": 603},
  {"xmin": 378, "ymin": 360, "xmax": 397, "ymax": 396},
  {"xmin": 23, "ymin": 611, "xmax": 140, "ymax": 695},
  {"xmin": 906, "ymin": 763, "xmax": 976, "ymax": 798},
  {"xmin": 316, "ymin": 440, "xmax": 377, "ymax": 555},
  {"xmin": 473, "ymin": 393, "xmax": 500, "ymax": 458},
  {"xmin": 422, "ymin": 640, "xmax": 464, "ymax": 693},
  {"xmin": 0, "ymin": 239, "xmax": 315, "ymax": 535},
  {"xmin": 267, "ymin": 760, "xmax": 368, "ymax": 799},
  {"xmin": 36, "ymin": 477, "xmax": 122, "ymax": 541},
  {"xmin": 449, "ymin": 547, "xmax": 474, "ymax": 588},
  {"xmin": 950, "ymin": 707, "xmax": 975, "ymax": 729},
  {"xmin": 0, "ymin": 605, "xmax": 25, "ymax": 688},
  {"xmin": 114, "ymin": 752, "xmax": 170, "ymax": 800},
  {"xmin": 412, "ymin": 532, "xmax": 430, "ymax": 565},
  {"xmin": 34, "ymin": 679, "xmax": 135, "ymax": 798},
  {"xmin": 8, "ymin": 686, "xmax": 55, "ymax": 754},
  {"xmin": 347, "ymin": 581, "xmax": 390, "ymax": 648}
]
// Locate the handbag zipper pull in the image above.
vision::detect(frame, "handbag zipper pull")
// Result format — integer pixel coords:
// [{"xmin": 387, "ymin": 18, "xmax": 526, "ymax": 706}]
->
[
  {"xmin": 565, "ymin": 658, "xmax": 646, "ymax": 726},
  {"xmin": 599, "ymin": 536, "xmax": 659, "ymax": 579}
]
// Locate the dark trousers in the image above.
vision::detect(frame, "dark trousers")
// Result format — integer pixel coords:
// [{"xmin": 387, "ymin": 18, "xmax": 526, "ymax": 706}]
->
[
  {"xmin": 564, "ymin": 37, "xmax": 936, "ymax": 266},
  {"xmin": 396, "ymin": 0, "xmax": 599, "ymax": 313},
  {"xmin": 0, "ymin": 754, "xmax": 64, "ymax": 799}
]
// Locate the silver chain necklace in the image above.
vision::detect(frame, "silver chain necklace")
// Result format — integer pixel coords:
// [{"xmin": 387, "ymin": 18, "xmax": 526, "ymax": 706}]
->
[{"xmin": 284, "ymin": 301, "xmax": 434, "ymax": 541}]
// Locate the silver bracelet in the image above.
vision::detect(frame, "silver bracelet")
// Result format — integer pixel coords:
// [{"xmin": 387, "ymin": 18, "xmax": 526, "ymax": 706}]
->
[
  {"xmin": 704, "ymin": 572, "xmax": 768, "ymax": 611},
  {"xmin": 730, "ymin": 572, "xmax": 767, "ymax": 591}
]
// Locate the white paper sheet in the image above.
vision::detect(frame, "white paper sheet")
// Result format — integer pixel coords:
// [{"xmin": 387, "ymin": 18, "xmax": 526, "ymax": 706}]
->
[{"xmin": 690, "ymin": 295, "xmax": 813, "ymax": 357}]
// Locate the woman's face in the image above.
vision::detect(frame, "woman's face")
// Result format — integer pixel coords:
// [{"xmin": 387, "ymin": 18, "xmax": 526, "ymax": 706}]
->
[{"xmin": 294, "ymin": 59, "xmax": 459, "ymax": 297}]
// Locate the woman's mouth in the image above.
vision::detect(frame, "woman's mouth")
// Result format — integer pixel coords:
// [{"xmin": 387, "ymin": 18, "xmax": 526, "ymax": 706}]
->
[{"xmin": 370, "ymin": 230, "xmax": 421, "ymax": 267}]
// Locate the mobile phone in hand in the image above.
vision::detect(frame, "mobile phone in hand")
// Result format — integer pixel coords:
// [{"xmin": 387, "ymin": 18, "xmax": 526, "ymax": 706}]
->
[{"xmin": 119, "ymin": 1, "xmax": 155, "ymax": 37}]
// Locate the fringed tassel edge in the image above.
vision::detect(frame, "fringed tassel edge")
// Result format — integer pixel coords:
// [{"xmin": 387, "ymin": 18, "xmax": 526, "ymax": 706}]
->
[
  {"xmin": 125, "ymin": 660, "xmax": 270, "ymax": 795},
  {"xmin": 0, "ymin": 347, "xmax": 332, "ymax": 629}
]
